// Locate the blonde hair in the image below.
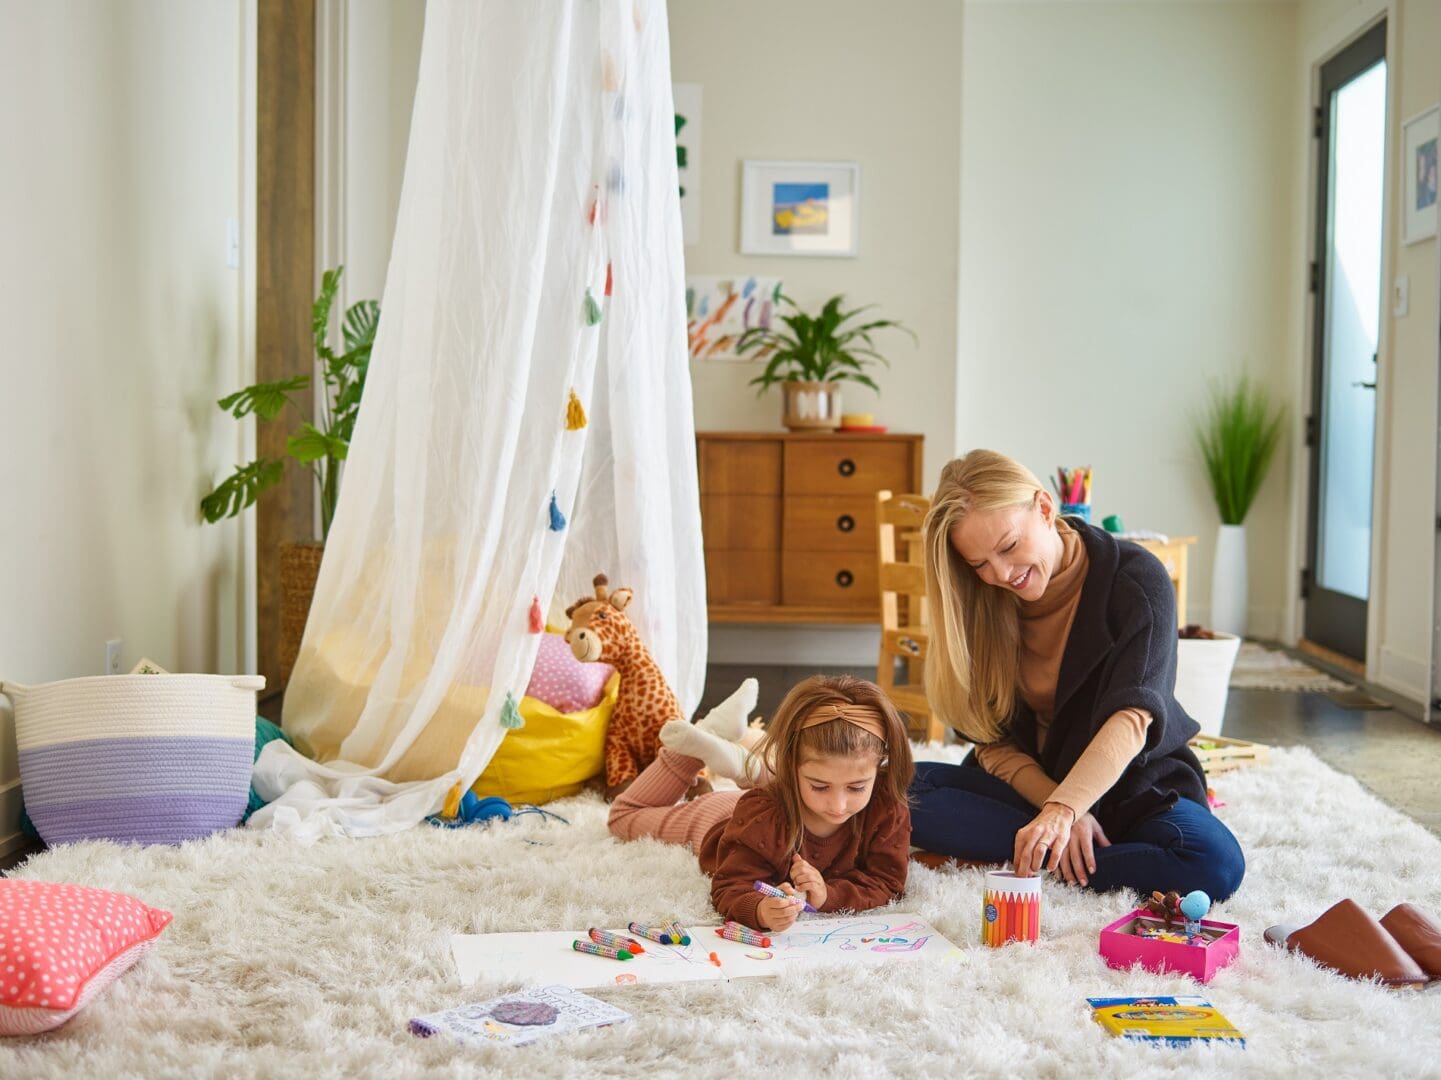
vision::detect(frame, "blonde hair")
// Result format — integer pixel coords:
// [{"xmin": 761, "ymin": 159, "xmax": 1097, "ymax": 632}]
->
[
  {"xmin": 758, "ymin": 675, "xmax": 914, "ymax": 857},
  {"xmin": 923, "ymin": 449, "xmax": 1048, "ymax": 744}
]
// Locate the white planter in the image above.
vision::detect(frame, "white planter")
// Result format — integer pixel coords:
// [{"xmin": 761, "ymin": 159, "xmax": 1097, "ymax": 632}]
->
[
  {"xmin": 1209, "ymin": 523, "xmax": 1248, "ymax": 637},
  {"xmin": 1174, "ymin": 632, "xmax": 1241, "ymax": 737}
]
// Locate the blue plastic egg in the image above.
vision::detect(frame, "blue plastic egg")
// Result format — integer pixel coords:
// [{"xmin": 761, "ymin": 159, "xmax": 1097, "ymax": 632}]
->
[{"xmin": 1179, "ymin": 890, "xmax": 1211, "ymax": 920}]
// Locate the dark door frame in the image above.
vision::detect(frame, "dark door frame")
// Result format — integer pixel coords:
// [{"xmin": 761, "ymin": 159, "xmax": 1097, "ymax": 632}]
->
[{"xmin": 1303, "ymin": 18, "xmax": 1387, "ymax": 663}]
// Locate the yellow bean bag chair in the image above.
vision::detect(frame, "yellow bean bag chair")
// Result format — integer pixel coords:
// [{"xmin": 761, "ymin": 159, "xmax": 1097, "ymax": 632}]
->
[{"xmin": 470, "ymin": 671, "xmax": 618, "ymax": 805}]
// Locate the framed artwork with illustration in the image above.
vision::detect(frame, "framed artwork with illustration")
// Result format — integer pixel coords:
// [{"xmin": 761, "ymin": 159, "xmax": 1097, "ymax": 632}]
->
[
  {"xmin": 740, "ymin": 160, "xmax": 860, "ymax": 257},
  {"xmin": 1402, "ymin": 104, "xmax": 1438, "ymax": 244}
]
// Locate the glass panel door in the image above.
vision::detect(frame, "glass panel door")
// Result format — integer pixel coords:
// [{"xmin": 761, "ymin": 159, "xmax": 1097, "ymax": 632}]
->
[{"xmin": 1305, "ymin": 21, "xmax": 1386, "ymax": 662}]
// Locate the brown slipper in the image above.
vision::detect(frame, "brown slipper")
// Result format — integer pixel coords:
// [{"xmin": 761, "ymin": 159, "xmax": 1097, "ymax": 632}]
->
[
  {"xmin": 1270, "ymin": 899, "xmax": 1428, "ymax": 987},
  {"xmin": 1379, "ymin": 903, "xmax": 1441, "ymax": 981}
]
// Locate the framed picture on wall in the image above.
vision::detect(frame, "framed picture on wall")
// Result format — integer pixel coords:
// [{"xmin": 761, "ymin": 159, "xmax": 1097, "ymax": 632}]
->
[
  {"xmin": 1402, "ymin": 104, "xmax": 1438, "ymax": 245},
  {"xmin": 740, "ymin": 160, "xmax": 860, "ymax": 257}
]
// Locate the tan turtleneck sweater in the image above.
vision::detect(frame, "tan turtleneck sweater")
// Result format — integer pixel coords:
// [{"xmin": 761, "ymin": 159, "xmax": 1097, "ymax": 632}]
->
[{"xmin": 975, "ymin": 519, "xmax": 1152, "ymax": 819}]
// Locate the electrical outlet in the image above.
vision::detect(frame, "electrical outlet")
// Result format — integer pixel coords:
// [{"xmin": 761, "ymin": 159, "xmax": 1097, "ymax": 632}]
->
[{"xmin": 105, "ymin": 638, "xmax": 123, "ymax": 675}]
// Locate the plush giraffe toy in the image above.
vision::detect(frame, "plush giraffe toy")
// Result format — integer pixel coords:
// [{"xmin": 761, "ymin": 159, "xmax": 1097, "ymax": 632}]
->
[{"xmin": 564, "ymin": 573, "xmax": 685, "ymax": 799}]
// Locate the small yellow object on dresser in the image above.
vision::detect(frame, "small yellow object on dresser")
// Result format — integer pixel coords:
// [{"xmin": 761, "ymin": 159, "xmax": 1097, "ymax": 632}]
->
[{"xmin": 840, "ymin": 413, "xmax": 874, "ymax": 428}]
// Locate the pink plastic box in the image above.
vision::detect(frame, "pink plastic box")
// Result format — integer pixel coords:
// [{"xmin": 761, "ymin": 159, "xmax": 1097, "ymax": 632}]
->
[{"xmin": 1098, "ymin": 909, "xmax": 1241, "ymax": 983}]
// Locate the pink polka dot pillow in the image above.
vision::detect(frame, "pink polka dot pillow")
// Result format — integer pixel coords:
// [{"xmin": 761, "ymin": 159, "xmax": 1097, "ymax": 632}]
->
[
  {"xmin": 524, "ymin": 632, "xmax": 615, "ymax": 714},
  {"xmin": 0, "ymin": 878, "xmax": 172, "ymax": 1036}
]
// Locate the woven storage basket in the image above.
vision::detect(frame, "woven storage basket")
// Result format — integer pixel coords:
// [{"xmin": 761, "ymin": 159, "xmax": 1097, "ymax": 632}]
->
[
  {"xmin": 279, "ymin": 541, "xmax": 325, "ymax": 690},
  {"xmin": 0, "ymin": 673, "xmax": 264, "ymax": 845}
]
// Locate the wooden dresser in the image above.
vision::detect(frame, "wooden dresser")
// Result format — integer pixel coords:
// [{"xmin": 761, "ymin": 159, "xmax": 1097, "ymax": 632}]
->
[{"xmin": 698, "ymin": 432, "xmax": 924, "ymax": 623}]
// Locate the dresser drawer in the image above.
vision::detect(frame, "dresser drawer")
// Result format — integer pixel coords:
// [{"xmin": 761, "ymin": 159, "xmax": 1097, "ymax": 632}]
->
[
  {"xmin": 699, "ymin": 439, "xmax": 782, "ymax": 494},
  {"xmin": 784, "ymin": 440, "xmax": 913, "ymax": 496},
  {"xmin": 781, "ymin": 551, "xmax": 878, "ymax": 610},
  {"xmin": 783, "ymin": 495, "xmax": 877, "ymax": 552},
  {"xmin": 706, "ymin": 550, "xmax": 780, "ymax": 606},
  {"xmin": 702, "ymin": 495, "xmax": 780, "ymax": 551}
]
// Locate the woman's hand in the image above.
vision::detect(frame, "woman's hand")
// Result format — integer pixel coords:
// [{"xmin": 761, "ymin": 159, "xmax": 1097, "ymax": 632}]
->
[
  {"xmin": 1012, "ymin": 802, "xmax": 1076, "ymax": 876},
  {"xmin": 790, "ymin": 855, "xmax": 827, "ymax": 909},
  {"xmin": 1058, "ymin": 812, "xmax": 1111, "ymax": 887},
  {"xmin": 757, "ymin": 895, "xmax": 800, "ymax": 932}
]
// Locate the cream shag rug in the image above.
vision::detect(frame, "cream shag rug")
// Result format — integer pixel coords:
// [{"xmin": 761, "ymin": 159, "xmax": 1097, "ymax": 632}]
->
[
  {"xmin": 1229, "ymin": 642, "xmax": 1350, "ymax": 693},
  {"xmin": 4, "ymin": 746, "xmax": 1440, "ymax": 1079}
]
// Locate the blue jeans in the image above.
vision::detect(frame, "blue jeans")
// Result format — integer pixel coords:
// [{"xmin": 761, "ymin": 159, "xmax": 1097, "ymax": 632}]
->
[{"xmin": 909, "ymin": 761, "xmax": 1245, "ymax": 901}]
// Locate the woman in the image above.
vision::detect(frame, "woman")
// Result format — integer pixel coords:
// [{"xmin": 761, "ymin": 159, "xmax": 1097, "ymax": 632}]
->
[{"xmin": 910, "ymin": 450, "xmax": 1244, "ymax": 900}]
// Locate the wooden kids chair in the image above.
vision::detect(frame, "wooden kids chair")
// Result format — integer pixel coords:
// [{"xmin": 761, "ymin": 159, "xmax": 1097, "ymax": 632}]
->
[{"xmin": 875, "ymin": 490, "xmax": 943, "ymax": 743}]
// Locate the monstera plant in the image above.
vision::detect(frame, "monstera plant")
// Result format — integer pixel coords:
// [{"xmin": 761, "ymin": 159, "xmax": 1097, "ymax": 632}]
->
[{"xmin": 200, "ymin": 266, "xmax": 378, "ymax": 540}]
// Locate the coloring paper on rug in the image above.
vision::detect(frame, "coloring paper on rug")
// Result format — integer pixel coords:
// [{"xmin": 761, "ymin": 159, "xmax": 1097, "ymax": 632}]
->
[
  {"xmin": 451, "ymin": 915, "xmax": 957, "ymax": 989},
  {"xmin": 409, "ymin": 984, "xmax": 631, "ymax": 1048}
]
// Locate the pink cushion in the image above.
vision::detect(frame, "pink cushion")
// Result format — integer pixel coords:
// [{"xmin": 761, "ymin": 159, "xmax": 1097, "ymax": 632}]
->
[
  {"xmin": 525, "ymin": 633, "xmax": 615, "ymax": 713},
  {"xmin": 0, "ymin": 879, "xmax": 172, "ymax": 1036}
]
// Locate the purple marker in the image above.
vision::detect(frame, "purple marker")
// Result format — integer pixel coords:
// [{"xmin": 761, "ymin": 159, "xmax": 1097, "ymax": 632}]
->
[{"xmin": 754, "ymin": 880, "xmax": 817, "ymax": 913}]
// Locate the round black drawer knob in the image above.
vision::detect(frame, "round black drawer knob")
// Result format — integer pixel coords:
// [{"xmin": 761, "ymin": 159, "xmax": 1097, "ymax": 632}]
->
[
  {"xmin": 836, "ymin": 514, "xmax": 855, "ymax": 533},
  {"xmin": 835, "ymin": 570, "xmax": 854, "ymax": 588},
  {"xmin": 837, "ymin": 458, "xmax": 856, "ymax": 477}
]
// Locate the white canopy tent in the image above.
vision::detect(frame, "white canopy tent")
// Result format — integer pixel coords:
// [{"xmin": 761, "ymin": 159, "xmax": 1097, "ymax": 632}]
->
[{"xmin": 251, "ymin": 0, "xmax": 705, "ymax": 841}]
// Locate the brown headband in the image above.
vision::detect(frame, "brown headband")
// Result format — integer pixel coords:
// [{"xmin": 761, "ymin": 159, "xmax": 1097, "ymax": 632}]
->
[{"xmin": 800, "ymin": 702, "xmax": 888, "ymax": 745}]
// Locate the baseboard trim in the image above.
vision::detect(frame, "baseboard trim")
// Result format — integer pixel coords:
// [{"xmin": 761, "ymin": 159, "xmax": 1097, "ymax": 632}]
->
[
  {"xmin": 0, "ymin": 777, "xmax": 24, "ymax": 863},
  {"xmin": 1377, "ymin": 646, "xmax": 1430, "ymax": 707},
  {"xmin": 708, "ymin": 624, "xmax": 881, "ymax": 667}
]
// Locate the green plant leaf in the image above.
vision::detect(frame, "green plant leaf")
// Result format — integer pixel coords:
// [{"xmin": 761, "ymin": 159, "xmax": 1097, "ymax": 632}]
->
[
  {"xmin": 199, "ymin": 458, "xmax": 286, "ymax": 522},
  {"xmin": 216, "ymin": 376, "xmax": 310, "ymax": 421},
  {"xmin": 1194, "ymin": 377, "xmax": 1285, "ymax": 525},
  {"xmin": 342, "ymin": 299, "xmax": 380, "ymax": 356},
  {"xmin": 287, "ymin": 423, "xmax": 349, "ymax": 464},
  {"xmin": 312, "ymin": 266, "xmax": 343, "ymax": 362}
]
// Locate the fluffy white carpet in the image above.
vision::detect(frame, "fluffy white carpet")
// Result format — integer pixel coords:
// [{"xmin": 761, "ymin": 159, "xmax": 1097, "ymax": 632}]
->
[{"xmin": 4, "ymin": 746, "xmax": 1440, "ymax": 1079}]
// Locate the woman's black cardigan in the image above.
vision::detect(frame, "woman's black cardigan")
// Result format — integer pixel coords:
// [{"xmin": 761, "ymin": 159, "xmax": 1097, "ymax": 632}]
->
[{"xmin": 963, "ymin": 518, "xmax": 1209, "ymax": 837}]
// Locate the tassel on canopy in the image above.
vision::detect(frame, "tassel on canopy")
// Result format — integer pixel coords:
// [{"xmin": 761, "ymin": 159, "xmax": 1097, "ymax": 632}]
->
[
  {"xmin": 529, "ymin": 595, "xmax": 544, "ymax": 633},
  {"xmin": 548, "ymin": 492, "xmax": 567, "ymax": 531},
  {"xmin": 500, "ymin": 692, "xmax": 525, "ymax": 729},
  {"xmin": 566, "ymin": 389, "xmax": 588, "ymax": 430}
]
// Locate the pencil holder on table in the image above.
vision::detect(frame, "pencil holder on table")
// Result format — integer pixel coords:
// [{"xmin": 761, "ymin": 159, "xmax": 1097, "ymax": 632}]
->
[{"xmin": 1061, "ymin": 502, "xmax": 1091, "ymax": 522}]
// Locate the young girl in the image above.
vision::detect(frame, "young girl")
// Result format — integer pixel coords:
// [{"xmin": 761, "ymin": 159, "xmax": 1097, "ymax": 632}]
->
[{"xmin": 607, "ymin": 675, "xmax": 914, "ymax": 933}]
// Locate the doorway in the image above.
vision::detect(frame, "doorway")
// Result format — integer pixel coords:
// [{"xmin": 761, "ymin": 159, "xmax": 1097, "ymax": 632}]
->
[{"xmin": 1304, "ymin": 20, "xmax": 1387, "ymax": 664}]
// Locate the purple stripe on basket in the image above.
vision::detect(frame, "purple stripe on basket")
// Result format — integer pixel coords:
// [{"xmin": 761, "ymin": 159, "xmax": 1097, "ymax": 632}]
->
[
  {"xmin": 19, "ymin": 736, "xmax": 253, "ymax": 802},
  {"xmin": 31, "ymin": 794, "xmax": 246, "ymax": 845},
  {"xmin": 19, "ymin": 736, "xmax": 254, "ymax": 846}
]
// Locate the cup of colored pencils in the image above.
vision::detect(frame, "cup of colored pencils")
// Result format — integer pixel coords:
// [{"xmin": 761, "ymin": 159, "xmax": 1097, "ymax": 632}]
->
[{"xmin": 1054, "ymin": 465, "xmax": 1092, "ymax": 522}]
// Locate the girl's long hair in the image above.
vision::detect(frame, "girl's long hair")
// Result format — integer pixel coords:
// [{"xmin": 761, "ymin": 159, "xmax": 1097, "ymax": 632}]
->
[
  {"xmin": 923, "ymin": 449, "xmax": 1047, "ymax": 744},
  {"xmin": 759, "ymin": 674, "xmax": 914, "ymax": 856}
]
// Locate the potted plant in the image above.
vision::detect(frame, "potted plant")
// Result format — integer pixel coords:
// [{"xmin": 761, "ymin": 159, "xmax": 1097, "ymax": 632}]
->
[
  {"xmin": 200, "ymin": 266, "xmax": 379, "ymax": 685},
  {"xmin": 735, "ymin": 294, "xmax": 915, "ymax": 431},
  {"xmin": 1193, "ymin": 376, "xmax": 1284, "ymax": 637}
]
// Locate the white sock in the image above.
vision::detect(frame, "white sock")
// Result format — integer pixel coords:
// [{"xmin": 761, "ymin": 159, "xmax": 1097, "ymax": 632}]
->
[
  {"xmin": 694, "ymin": 678, "xmax": 758, "ymax": 742},
  {"xmin": 660, "ymin": 720, "xmax": 761, "ymax": 786}
]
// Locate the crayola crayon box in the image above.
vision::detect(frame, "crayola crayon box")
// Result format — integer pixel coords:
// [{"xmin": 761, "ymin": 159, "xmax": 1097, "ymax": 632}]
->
[{"xmin": 1087, "ymin": 996, "xmax": 1246, "ymax": 1047}]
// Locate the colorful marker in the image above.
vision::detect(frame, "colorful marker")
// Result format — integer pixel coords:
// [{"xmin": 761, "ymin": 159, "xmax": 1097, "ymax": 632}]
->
[
  {"xmin": 753, "ymin": 880, "xmax": 817, "ymax": 914},
  {"xmin": 572, "ymin": 939, "xmax": 633, "ymax": 961},
  {"xmin": 628, "ymin": 921, "xmax": 679, "ymax": 945},
  {"xmin": 588, "ymin": 927, "xmax": 645, "ymax": 954},
  {"xmin": 716, "ymin": 922, "xmax": 771, "ymax": 948},
  {"xmin": 668, "ymin": 920, "xmax": 693, "ymax": 946}
]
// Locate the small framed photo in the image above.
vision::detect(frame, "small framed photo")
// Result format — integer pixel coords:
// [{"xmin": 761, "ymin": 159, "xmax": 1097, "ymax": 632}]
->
[
  {"xmin": 740, "ymin": 160, "xmax": 860, "ymax": 257},
  {"xmin": 1401, "ymin": 104, "xmax": 1438, "ymax": 245}
]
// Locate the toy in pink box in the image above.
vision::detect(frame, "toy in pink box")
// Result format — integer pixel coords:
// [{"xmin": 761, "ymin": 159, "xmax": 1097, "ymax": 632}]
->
[{"xmin": 1099, "ymin": 909, "xmax": 1241, "ymax": 983}]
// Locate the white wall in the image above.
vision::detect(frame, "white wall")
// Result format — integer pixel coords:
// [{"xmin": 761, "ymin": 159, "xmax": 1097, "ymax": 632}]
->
[
  {"xmin": 0, "ymin": 0, "xmax": 253, "ymax": 854},
  {"xmin": 958, "ymin": 0, "xmax": 1300, "ymax": 640},
  {"xmin": 1373, "ymin": 0, "xmax": 1439, "ymax": 702},
  {"xmin": 671, "ymin": 0, "xmax": 962, "ymax": 497},
  {"xmin": 331, "ymin": 0, "xmax": 425, "ymax": 307}
]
